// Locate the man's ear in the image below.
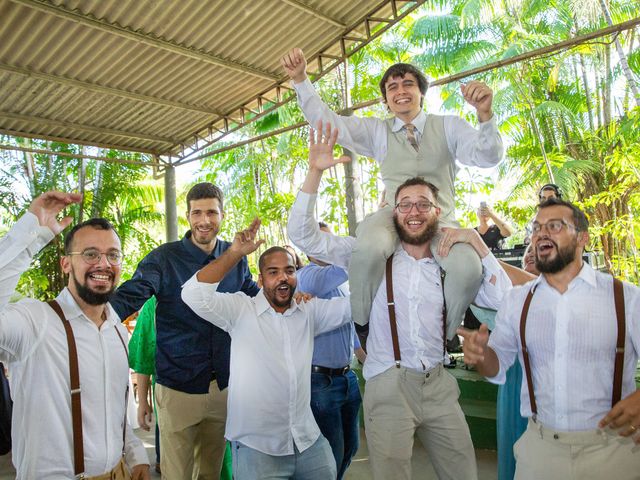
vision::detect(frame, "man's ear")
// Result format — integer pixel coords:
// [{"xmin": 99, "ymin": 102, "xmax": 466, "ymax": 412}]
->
[
  {"xmin": 578, "ymin": 230, "xmax": 589, "ymax": 248},
  {"xmin": 60, "ymin": 255, "xmax": 71, "ymax": 275},
  {"xmin": 257, "ymin": 274, "xmax": 263, "ymax": 288}
]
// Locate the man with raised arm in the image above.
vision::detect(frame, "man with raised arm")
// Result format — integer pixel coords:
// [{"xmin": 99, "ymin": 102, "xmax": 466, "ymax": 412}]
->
[
  {"xmin": 0, "ymin": 192, "xmax": 149, "ymax": 479},
  {"xmin": 459, "ymin": 199, "xmax": 640, "ymax": 479},
  {"xmin": 281, "ymin": 48, "xmax": 503, "ymax": 343},
  {"xmin": 287, "ymin": 123, "xmax": 511, "ymax": 480},
  {"xmin": 181, "ymin": 218, "xmax": 354, "ymax": 479}
]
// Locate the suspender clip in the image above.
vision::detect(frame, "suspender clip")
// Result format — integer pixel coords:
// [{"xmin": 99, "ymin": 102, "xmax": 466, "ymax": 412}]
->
[
  {"xmin": 615, "ymin": 347, "xmax": 625, "ymax": 353},
  {"xmin": 71, "ymin": 388, "xmax": 81, "ymax": 395},
  {"xmin": 395, "ymin": 361, "xmax": 401, "ymax": 368}
]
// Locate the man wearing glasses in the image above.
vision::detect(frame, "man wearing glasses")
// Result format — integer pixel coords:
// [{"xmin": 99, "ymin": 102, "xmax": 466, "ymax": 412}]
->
[
  {"xmin": 288, "ymin": 125, "xmax": 511, "ymax": 480},
  {"xmin": 459, "ymin": 198, "xmax": 640, "ymax": 479},
  {"xmin": 0, "ymin": 192, "xmax": 149, "ymax": 479}
]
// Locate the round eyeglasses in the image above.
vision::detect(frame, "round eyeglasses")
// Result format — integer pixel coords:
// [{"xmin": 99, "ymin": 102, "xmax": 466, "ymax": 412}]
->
[
  {"xmin": 395, "ymin": 201, "xmax": 435, "ymax": 214},
  {"xmin": 67, "ymin": 248, "xmax": 123, "ymax": 266}
]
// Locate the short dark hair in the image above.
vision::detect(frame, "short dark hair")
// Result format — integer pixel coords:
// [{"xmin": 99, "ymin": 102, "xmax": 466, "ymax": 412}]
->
[
  {"xmin": 537, "ymin": 198, "xmax": 588, "ymax": 232},
  {"xmin": 186, "ymin": 182, "xmax": 224, "ymax": 213},
  {"xmin": 394, "ymin": 177, "xmax": 439, "ymax": 203},
  {"xmin": 259, "ymin": 246, "xmax": 293, "ymax": 273},
  {"xmin": 538, "ymin": 183, "xmax": 562, "ymax": 200},
  {"xmin": 318, "ymin": 221, "xmax": 328, "ymax": 229},
  {"xmin": 64, "ymin": 218, "xmax": 119, "ymax": 254},
  {"xmin": 380, "ymin": 64, "xmax": 429, "ymax": 103}
]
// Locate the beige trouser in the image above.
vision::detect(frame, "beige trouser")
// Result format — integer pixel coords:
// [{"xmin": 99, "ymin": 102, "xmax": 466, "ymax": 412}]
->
[
  {"xmin": 363, "ymin": 365, "xmax": 478, "ymax": 480},
  {"xmin": 155, "ymin": 381, "xmax": 228, "ymax": 480},
  {"xmin": 349, "ymin": 206, "xmax": 483, "ymax": 338},
  {"xmin": 514, "ymin": 418, "xmax": 640, "ymax": 480},
  {"xmin": 86, "ymin": 458, "xmax": 130, "ymax": 480}
]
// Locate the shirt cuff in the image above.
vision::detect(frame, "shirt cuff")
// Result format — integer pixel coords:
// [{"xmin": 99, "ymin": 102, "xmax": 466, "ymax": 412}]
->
[
  {"xmin": 481, "ymin": 252, "xmax": 501, "ymax": 277},
  {"xmin": 182, "ymin": 272, "xmax": 221, "ymax": 292},
  {"xmin": 291, "ymin": 77, "xmax": 315, "ymax": 97},
  {"xmin": 16, "ymin": 212, "xmax": 55, "ymax": 256},
  {"xmin": 478, "ymin": 114, "xmax": 497, "ymax": 128}
]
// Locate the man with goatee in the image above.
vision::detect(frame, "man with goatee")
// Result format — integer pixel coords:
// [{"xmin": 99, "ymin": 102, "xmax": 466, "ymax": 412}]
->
[
  {"xmin": 110, "ymin": 183, "xmax": 259, "ymax": 480},
  {"xmin": 459, "ymin": 198, "xmax": 640, "ymax": 479},
  {"xmin": 287, "ymin": 124, "xmax": 511, "ymax": 480},
  {"xmin": 0, "ymin": 191, "xmax": 149, "ymax": 479},
  {"xmin": 181, "ymin": 219, "xmax": 353, "ymax": 479}
]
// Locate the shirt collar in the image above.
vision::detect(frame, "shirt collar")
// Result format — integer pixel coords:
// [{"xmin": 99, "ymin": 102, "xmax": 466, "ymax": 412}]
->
[
  {"xmin": 533, "ymin": 261, "xmax": 595, "ymax": 292},
  {"xmin": 395, "ymin": 244, "xmax": 437, "ymax": 264},
  {"xmin": 392, "ymin": 110, "xmax": 427, "ymax": 133},
  {"xmin": 181, "ymin": 231, "xmax": 222, "ymax": 262},
  {"xmin": 56, "ymin": 287, "xmax": 119, "ymax": 328},
  {"xmin": 254, "ymin": 289, "xmax": 302, "ymax": 316}
]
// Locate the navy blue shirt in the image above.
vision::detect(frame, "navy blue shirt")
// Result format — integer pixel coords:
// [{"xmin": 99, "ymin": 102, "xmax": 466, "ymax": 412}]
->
[{"xmin": 110, "ymin": 231, "xmax": 259, "ymax": 393}]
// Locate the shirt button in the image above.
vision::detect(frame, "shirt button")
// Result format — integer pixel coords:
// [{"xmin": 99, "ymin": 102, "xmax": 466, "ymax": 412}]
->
[{"xmin": 553, "ymin": 434, "xmax": 559, "ymax": 440}]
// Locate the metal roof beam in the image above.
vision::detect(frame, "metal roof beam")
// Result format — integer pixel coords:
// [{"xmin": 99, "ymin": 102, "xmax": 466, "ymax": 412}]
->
[
  {"xmin": 12, "ymin": 0, "xmax": 279, "ymax": 81},
  {"xmin": 0, "ymin": 62, "xmax": 223, "ymax": 116},
  {"xmin": 0, "ymin": 111, "xmax": 177, "ymax": 144},
  {"xmin": 279, "ymin": 0, "xmax": 346, "ymax": 28},
  {"xmin": 0, "ymin": 143, "xmax": 161, "ymax": 167},
  {"xmin": 172, "ymin": 0, "xmax": 426, "ymax": 162},
  {"xmin": 0, "ymin": 128, "xmax": 158, "ymax": 155}
]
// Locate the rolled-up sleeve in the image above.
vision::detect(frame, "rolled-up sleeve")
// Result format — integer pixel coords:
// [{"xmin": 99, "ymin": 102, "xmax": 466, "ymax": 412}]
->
[
  {"xmin": 181, "ymin": 274, "xmax": 248, "ymax": 331},
  {"xmin": 486, "ymin": 289, "xmax": 523, "ymax": 385},
  {"xmin": 474, "ymin": 253, "xmax": 512, "ymax": 310},
  {"xmin": 287, "ymin": 191, "xmax": 355, "ymax": 269}
]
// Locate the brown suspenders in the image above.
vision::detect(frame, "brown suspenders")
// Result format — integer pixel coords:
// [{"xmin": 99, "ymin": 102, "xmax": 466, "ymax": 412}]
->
[
  {"xmin": 385, "ymin": 254, "xmax": 447, "ymax": 368},
  {"xmin": 519, "ymin": 277, "xmax": 626, "ymax": 421},
  {"xmin": 48, "ymin": 300, "xmax": 129, "ymax": 479}
]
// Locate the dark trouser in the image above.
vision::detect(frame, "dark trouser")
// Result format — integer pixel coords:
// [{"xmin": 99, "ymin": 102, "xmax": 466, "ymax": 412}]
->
[{"xmin": 310, "ymin": 370, "xmax": 362, "ymax": 480}]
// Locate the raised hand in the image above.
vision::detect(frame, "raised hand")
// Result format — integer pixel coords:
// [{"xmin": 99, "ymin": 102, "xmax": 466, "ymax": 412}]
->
[
  {"xmin": 460, "ymin": 80, "xmax": 494, "ymax": 122},
  {"xmin": 230, "ymin": 218, "xmax": 265, "ymax": 256},
  {"xmin": 281, "ymin": 48, "xmax": 307, "ymax": 83},
  {"xmin": 309, "ymin": 121, "xmax": 351, "ymax": 172},
  {"xmin": 437, "ymin": 227, "xmax": 488, "ymax": 258},
  {"xmin": 457, "ymin": 324, "xmax": 490, "ymax": 365},
  {"xmin": 28, "ymin": 191, "xmax": 82, "ymax": 236}
]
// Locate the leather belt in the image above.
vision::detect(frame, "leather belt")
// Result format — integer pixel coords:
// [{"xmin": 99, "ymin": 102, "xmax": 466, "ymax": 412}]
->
[{"xmin": 312, "ymin": 365, "xmax": 350, "ymax": 376}]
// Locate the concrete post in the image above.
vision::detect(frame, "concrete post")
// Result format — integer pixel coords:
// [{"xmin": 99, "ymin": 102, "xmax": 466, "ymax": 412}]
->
[{"xmin": 164, "ymin": 163, "xmax": 178, "ymax": 242}]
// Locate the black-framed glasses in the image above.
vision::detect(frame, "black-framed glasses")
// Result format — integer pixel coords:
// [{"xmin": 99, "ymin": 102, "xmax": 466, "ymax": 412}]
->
[
  {"xmin": 530, "ymin": 219, "xmax": 576, "ymax": 235},
  {"xmin": 67, "ymin": 248, "xmax": 123, "ymax": 266},
  {"xmin": 395, "ymin": 200, "xmax": 435, "ymax": 214}
]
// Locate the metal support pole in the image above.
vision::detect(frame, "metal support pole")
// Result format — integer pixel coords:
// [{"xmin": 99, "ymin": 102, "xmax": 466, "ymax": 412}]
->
[{"xmin": 164, "ymin": 163, "xmax": 178, "ymax": 242}]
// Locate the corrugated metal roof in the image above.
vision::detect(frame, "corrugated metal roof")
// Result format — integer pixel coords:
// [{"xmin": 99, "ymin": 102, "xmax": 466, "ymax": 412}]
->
[{"xmin": 0, "ymin": 0, "xmax": 423, "ymax": 161}]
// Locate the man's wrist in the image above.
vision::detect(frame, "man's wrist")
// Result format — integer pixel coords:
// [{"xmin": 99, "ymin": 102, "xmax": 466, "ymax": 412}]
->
[
  {"xmin": 292, "ymin": 73, "xmax": 308, "ymax": 84},
  {"xmin": 477, "ymin": 110, "xmax": 493, "ymax": 123}
]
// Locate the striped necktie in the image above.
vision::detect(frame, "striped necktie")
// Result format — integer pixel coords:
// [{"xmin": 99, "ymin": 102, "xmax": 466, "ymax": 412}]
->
[{"xmin": 405, "ymin": 123, "xmax": 419, "ymax": 152}]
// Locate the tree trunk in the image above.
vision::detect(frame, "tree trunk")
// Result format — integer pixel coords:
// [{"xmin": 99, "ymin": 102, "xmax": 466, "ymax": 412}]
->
[{"xmin": 598, "ymin": 0, "xmax": 640, "ymax": 107}]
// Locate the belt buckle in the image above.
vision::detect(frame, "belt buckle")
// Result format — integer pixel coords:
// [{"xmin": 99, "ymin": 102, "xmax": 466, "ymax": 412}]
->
[{"xmin": 341, "ymin": 366, "xmax": 349, "ymax": 375}]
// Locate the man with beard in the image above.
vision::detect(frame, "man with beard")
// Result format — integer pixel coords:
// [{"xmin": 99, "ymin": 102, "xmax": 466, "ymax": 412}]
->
[
  {"xmin": 110, "ymin": 183, "xmax": 259, "ymax": 480},
  {"xmin": 287, "ymin": 124, "xmax": 511, "ymax": 480},
  {"xmin": 459, "ymin": 198, "xmax": 640, "ymax": 479},
  {"xmin": 181, "ymin": 219, "xmax": 353, "ymax": 479},
  {"xmin": 0, "ymin": 191, "xmax": 149, "ymax": 479}
]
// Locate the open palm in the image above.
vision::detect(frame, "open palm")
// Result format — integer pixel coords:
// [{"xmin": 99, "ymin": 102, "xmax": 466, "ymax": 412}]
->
[{"xmin": 308, "ymin": 121, "xmax": 351, "ymax": 172}]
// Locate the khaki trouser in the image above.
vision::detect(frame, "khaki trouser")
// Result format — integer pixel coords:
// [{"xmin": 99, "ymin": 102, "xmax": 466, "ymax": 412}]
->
[
  {"xmin": 363, "ymin": 365, "xmax": 478, "ymax": 480},
  {"xmin": 514, "ymin": 418, "xmax": 640, "ymax": 480},
  {"xmin": 155, "ymin": 381, "xmax": 228, "ymax": 480},
  {"xmin": 86, "ymin": 458, "xmax": 130, "ymax": 480}
]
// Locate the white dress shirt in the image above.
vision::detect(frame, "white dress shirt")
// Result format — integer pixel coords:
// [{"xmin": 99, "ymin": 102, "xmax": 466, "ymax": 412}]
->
[
  {"xmin": 288, "ymin": 191, "xmax": 511, "ymax": 380},
  {"xmin": 181, "ymin": 275, "xmax": 351, "ymax": 456},
  {"xmin": 488, "ymin": 264, "xmax": 640, "ymax": 431},
  {"xmin": 293, "ymin": 78, "xmax": 503, "ymax": 167},
  {"xmin": 0, "ymin": 213, "xmax": 147, "ymax": 479}
]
